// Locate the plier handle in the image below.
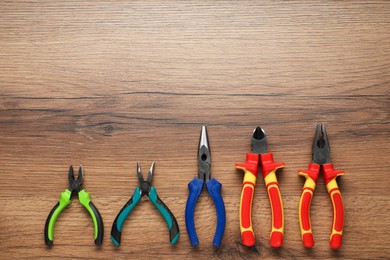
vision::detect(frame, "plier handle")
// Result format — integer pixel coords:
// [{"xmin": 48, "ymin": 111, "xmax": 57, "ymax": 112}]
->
[
  {"xmin": 185, "ymin": 126, "xmax": 226, "ymax": 248},
  {"xmin": 298, "ymin": 124, "xmax": 345, "ymax": 249}
]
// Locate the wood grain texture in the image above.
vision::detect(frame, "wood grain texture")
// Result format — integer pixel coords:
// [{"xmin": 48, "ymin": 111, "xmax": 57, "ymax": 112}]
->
[{"xmin": 0, "ymin": 1, "xmax": 389, "ymax": 259}]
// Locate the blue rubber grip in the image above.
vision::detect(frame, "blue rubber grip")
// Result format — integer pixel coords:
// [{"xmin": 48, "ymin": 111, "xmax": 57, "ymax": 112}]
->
[
  {"xmin": 110, "ymin": 187, "xmax": 141, "ymax": 246},
  {"xmin": 148, "ymin": 187, "xmax": 180, "ymax": 245},
  {"xmin": 185, "ymin": 178, "xmax": 204, "ymax": 247},
  {"xmin": 206, "ymin": 178, "xmax": 226, "ymax": 248}
]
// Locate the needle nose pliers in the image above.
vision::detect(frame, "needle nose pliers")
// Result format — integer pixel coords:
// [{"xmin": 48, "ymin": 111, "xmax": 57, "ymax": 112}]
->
[
  {"xmin": 236, "ymin": 126, "xmax": 285, "ymax": 250},
  {"xmin": 111, "ymin": 162, "xmax": 180, "ymax": 246},
  {"xmin": 44, "ymin": 166, "xmax": 104, "ymax": 246},
  {"xmin": 298, "ymin": 124, "xmax": 345, "ymax": 249},
  {"xmin": 185, "ymin": 126, "xmax": 226, "ymax": 248}
]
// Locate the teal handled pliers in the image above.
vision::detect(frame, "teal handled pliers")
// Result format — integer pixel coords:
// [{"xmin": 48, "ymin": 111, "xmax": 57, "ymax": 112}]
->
[
  {"xmin": 111, "ymin": 162, "xmax": 180, "ymax": 246},
  {"xmin": 44, "ymin": 166, "xmax": 104, "ymax": 246}
]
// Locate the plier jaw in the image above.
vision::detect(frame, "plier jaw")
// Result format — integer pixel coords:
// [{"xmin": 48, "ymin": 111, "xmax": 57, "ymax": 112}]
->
[
  {"xmin": 251, "ymin": 126, "xmax": 267, "ymax": 155},
  {"xmin": 312, "ymin": 124, "xmax": 330, "ymax": 165},
  {"xmin": 137, "ymin": 161, "xmax": 154, "ymax": 196},
  {"xmin": 198, "ymin": 125, "xmax": 211, "ymax": 182},
  {"xmin": 68, "ymin": 165, "xmax": 83, "ymax": 195}
]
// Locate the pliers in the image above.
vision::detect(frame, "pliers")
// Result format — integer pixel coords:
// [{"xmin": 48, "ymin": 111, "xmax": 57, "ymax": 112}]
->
[
  {"xmin": 44, "ymin": 166, "xmax": 104, "ymax": 246},
  {"xmin": 236, "ymin": 126, "xmax": 285, "ymax": 250},
  {"xmin": 298, "ymin": 124, "xmax": 344, "ymax": 249},
  {"xmin": 111, "ymin": 162, "xmax": 180, "ymax": 246},
  {"xmin": 185, "ymin": 126, "xmax": 226, "ymax": 248}
]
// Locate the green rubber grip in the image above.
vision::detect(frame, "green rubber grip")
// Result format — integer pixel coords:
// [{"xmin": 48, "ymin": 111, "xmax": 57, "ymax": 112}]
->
[
  {"xmin": 148, "ymin": 187, "xmax": 180, "ymax": 245},
  {"xmin": 44, "ymin": 189, "xmax": 72, "ymax": 246},
  {"xmin": 78, "ymin": 190, "xmax": 104, "ymax": 245}
]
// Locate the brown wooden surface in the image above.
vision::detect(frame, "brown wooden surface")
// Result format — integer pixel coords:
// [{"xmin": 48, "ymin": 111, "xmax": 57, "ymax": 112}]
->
[{"xmin": 1, "ymin": 1, "xmax": 389, "ymax": 259}]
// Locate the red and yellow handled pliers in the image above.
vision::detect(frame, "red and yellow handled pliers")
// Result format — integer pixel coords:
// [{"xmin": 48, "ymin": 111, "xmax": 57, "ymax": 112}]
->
[
  {"xmin": 298, "ymin": 124, "xmax": 344, "ymax": 249},
  {"xmin": 236, "ymin": 126, "xmax": 285, "ymax": 250}
]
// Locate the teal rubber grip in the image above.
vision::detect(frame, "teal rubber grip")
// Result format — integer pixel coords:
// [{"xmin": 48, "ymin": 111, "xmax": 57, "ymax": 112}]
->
[
  {"xmin": 148, "ymin": 187, "xmax": 180, "ymax": 245},
  {"xmin": 110, "ymin": 187, "xmax": 142, "ymax": 246}
]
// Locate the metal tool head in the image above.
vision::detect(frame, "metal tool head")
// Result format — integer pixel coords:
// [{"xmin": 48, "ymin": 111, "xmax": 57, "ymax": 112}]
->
[
  {"xmin": 68, "ymin": 165, "xmax": 83, "ymax": 193},
  {"xmin": 312, "ymin": 124, "xmax": 331, "ymax": 165},
  {"xmin": 137, "ymin": 162, "xmax": 144, "ymax": 184},
  {"xmin": 137, "ymin": 162, "xmax": 154, "ymax": 196},
  {"xmin": 252, "ymin": 126, "xmax": 267, "ymax": 154},
  {"xmin": 147, "ymin": 161, "xmax": 155, "ymax": 184},
  {"xmin": 198, "ymin": 126, "xmax": 211, "ymax": 182}
]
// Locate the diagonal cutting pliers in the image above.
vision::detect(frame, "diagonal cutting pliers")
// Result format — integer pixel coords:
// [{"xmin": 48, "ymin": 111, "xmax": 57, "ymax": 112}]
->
[
  {"xmin": 185, "ymin": 126, "xmax": 226, "ymax": 248},
  {"xmin": 298, "ymin": 124, "xmax": 345, "ymax": 249},
  {"xmin": 111, "ymin": 162, "xmax": 180, "ymax": 246},
  {"xmin": 236, "ymin": 126, "xmax": 285, "ymax": 250},
  {"xmin": 44, "ymin": 166, "xmax": 104, "ymax": 246}
]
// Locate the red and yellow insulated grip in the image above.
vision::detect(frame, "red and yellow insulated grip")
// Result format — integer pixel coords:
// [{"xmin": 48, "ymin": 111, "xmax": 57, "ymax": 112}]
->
[
  {"xmin": 235, "ymin": 153, "xmax": 259, "ymax": 247},
  {"xmin": 260, "ymin": 153, "xmax": 285, "ymax": 248},
  {"xmin": 298, "ymin": 163, "xmax": 344, "ymax": 249},
  {"xmin": 298, "ymin": 163, "xmax": 320, "ymax": 248},
  {"xmin": 323, "ymin": 163, "xmax": 344, "ymax": 250}
]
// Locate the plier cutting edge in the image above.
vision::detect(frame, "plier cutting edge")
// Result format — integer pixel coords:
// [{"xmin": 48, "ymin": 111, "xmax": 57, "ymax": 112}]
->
[
  {"xmin": 185, "ymin": 126, "xmax": 226, "ymax": 248},
  {"xmin": 111, "ymin": 162, "xmax": 180, "ymax": 246},
  {"xmin": 298, "ymin": 124, "xmax": 344, "ymax": 249},
  {"xmin": 236, "ymin": 126, "xmax": 285, "ymax": 251}
]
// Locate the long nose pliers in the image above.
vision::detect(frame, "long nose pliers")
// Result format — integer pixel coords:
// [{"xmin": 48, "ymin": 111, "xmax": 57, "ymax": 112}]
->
[
  {"xmin": 185, "ymin": 126, "xmax": 226, "ymax": 248},
  {"xmin": 298, "ymin": 124, "xmax": 345, "ymax": 249},
  {"xmin": 235, "ymin": 126, "xmax": 285, "ymax": 250},
  {"xmin": 110, "ymin": 162, "xmax": 180, "ymax": 246},
  {"xmin": 44, "ymin": 166, "xmax": 104, "ymax": 246}
]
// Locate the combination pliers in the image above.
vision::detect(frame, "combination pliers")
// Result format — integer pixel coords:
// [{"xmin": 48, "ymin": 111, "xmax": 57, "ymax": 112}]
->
[
  {"xmin": 185, "ymin": 126, "xmax": 226, "ymax": 248},
  {"xmin": 298, "ymin": 124, "xmax": 345, "ymax": 249},
  {"xmin": 44, "ymin": 166, "xmax": 104, "ymax": 246},
  {"xmin": 111, "ymin": 162, "xmax": 180, "ymax": 246}
]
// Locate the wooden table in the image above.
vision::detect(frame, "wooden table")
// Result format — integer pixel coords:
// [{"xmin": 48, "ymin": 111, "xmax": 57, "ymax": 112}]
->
[{"xmin": 1, "ymin": 1, "xmax": 389, "ymax": 259}]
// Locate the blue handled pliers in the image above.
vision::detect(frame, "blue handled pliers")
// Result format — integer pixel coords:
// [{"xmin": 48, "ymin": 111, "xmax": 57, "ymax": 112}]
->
[
  {"xmin": 111, "ymin": 162, "xmax": 180, "ymax": 246},
  {"xmin": 185, "ymin": 126, "xmax": 226, "ymax": 248}
]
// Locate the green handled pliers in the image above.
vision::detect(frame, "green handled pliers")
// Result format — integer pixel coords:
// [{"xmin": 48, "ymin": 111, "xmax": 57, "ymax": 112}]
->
[
  {"xmin": 111, "ymin": 162, "xmax": 180, "ymax": 246},
  {"xmin": 44, "ymin": 166, "xmax": 104, "ymax": 246}
]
